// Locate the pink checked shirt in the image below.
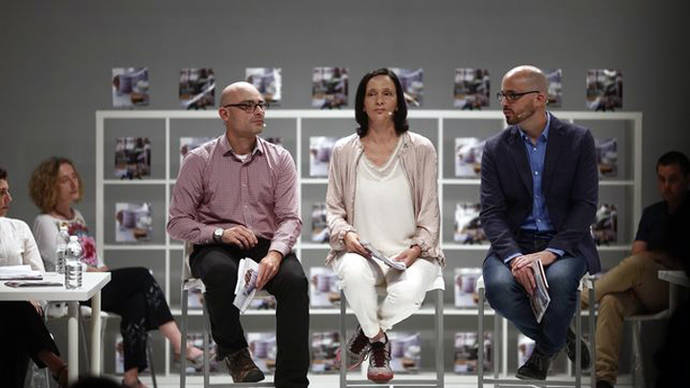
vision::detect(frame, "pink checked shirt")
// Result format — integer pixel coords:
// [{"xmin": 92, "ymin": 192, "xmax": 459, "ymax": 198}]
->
[{"xmin": 167, "ymin": 134, "xmax": 301, "ymax": 257}]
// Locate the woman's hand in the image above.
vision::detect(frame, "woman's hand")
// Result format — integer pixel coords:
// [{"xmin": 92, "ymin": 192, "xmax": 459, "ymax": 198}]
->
[
  {"xmin": 393, "ymin": 245, "xmax": 422, "ymax": 268},
  {"xmin": 29, "ymin": 300, "xmax": 43, "ymax": 315},
  {"xmin": 343, "ymin": 231, "xmax": 370, "ymax": 257}
]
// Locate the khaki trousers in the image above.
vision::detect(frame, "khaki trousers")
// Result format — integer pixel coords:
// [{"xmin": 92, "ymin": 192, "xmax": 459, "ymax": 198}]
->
[{"xmin": 582, "ymin": 252, "xmax": 669, "ymax": 384}]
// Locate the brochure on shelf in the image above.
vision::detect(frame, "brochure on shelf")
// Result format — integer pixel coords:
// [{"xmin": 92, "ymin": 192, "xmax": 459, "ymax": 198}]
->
[
  {"xmin": 454, "ymin": 138, "xmax": 484, "ymax": 177},
  {"xmin": 390, "ymin": 68, "xmax": 423, "ymax": 107},
  {"xmin": 454, "ymin": 331, "xmax": 492, "ymax": 374},
  {"xmin": 311, "ymin": 331, "xmax": 340, "ymax": 373},
  {"xmin": 528, "ymin": 259, "xmax": 550, "ymax": 323},
  {"xmin": 360, "ymin": 240, "xmax": 406, "ymax": 271},
  {"xmin": 179, "ymin": 68, "xmax": 215, "ymax": 110},
  {"xmin": 311, "ymin": 202, "xmax": 329, "ymax": 243},
  {"xmin": 454, "ymin": 267, "xmax": 482, "ymax": 307},
  {"xmin": 309, "ymin": 266, "xmax": 340, "ymax": 307},
  {"xmin": 114, "ymin": 136, "xmax": 151, "ymax": 179},
  {"xmin": 388, "ymin": 331, "xmax": 421, "ymax": 373},
  {"xmin": 592, "ymin": 203, "xmax": 617, "ymax": 245},
  {"xmin": 233, "ymin": 258, "xmax": 259, "ymax": 313},
  {"xmin": 454, "ymin": 68, "xmax": 490, "ymax": 110},
  {"xmin": 312, "ymin": 67, "xmax": 348, "ymax": 109},
  {"xmin": 517, "ymin": 333, "xmax": 536, "ymax": 367},
  {"xmin": 454, "ymin": 202, "xmax": 487, "ymax": 244},
  {"xmin": 115, "ymin": 202, "xmax": 152, "ymax": 242},
  {"xmin": 247, "ymin": 332, "xmax": 277, "ymax": 374},
  {"xmin": 246, "ymin": 67, "xmax": 281, "ymax": 105}
]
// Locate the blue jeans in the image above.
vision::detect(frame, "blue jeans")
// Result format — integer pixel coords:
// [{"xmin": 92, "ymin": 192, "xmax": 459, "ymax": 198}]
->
[{"xmin": 483, "ymin": 238, "xmax": 587, "ymax": 356}]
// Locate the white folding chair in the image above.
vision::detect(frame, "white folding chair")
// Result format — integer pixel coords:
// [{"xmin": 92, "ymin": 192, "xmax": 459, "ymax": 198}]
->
[
  {"xmin": 477, "ymin": 275, "xmax": 596, "ymax": 388},
  {"xmin": 338, "ymin": 286, "xmax": 445, "ymax": 387},
  {"xmin": 180, "ymin": 243, "xmax": 273, "ymax": 388}
]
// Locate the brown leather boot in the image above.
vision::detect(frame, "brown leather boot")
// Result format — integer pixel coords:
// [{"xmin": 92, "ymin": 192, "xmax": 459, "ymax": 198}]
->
[{"xmin": 224, "ymin": 348, "xmax": 265, "ymax": 383}]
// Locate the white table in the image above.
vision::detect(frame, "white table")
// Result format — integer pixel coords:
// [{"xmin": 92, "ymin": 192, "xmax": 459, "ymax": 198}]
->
[
  {"xmin": 0, "ymin": 272, "xmax": 110, "ymax": 383},
  {"xmin": 658, "ymin": 270, "xmax": 690, "ymax": 313}
]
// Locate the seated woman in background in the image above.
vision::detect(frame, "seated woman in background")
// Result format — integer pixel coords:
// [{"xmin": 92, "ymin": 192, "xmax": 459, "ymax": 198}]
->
[
  {"xmin": 29, "ymin": 157, "xmax": 203, "ymax": 388},
  {"xmin": 326, "ymin": 68, "xmax": 444, "ymax": 383},
  {"xmin": 0, "ymin": 167, "xmax": 68, "ymax": 388}
]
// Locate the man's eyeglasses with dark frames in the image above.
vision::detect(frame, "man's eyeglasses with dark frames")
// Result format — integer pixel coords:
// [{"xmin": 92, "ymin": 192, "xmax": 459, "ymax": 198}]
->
[
  {"xmin": 496, "ymin": 90, "xmax": 540, "ymax": 103},
  {"xmin": 223, "ymin": 101, "xmax": 269, "ymax": 113}
]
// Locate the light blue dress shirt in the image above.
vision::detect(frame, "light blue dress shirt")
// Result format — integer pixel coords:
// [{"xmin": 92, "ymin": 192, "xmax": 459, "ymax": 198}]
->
[{"xmin": 505, "ymin": 113, "xmax": 564, "ymax": 264}]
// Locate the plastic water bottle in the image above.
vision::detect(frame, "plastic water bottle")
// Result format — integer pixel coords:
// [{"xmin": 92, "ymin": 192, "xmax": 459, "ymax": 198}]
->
[
  {"xmin": 64, "ymin": 236, "xmax": 84, "ymax": 289},
  {"xmin": 55, "ymin": 225, "xmax": 69, "ymax": 274}
]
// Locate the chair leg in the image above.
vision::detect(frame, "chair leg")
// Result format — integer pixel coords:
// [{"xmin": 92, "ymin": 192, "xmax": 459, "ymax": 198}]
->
[
  {"xmin": 435, "ymin": 288, "xmax": 444, "ymax": 388},
  {"xmin": 180, "ymin": 288, "xmax": 188, "ymax": 388},
  {"xmin": 632, "ymin": 320, "xmax": 642, "ymax": 388},
  {"xmin": 339, "ymin": 290, "xmax": 347, "ymax": 388},
  {"xmin": 147, "ymin": 335, "xmax": 157, "ymax": 388},
  {"xmin": 79, "ymin": 312, "xmax": 90, "ymax": 372},
  {"xmin": 202, "ymin": 299, "xmax": 211, "ymax": 388},
  {"xmin": 478, "ymin": 287, "xmax": 484, "ymax": 388}
]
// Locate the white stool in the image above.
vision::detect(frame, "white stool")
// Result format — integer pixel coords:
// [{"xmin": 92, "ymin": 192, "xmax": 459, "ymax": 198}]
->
[
  {"xmin": 476, "ymin": 275, "xmax": 596, "ymax": 388},
  {"xmin": 180, "ymin": 243, "xmax": 274, "ymax": 388},
  {"xmin": 338, "ymin": 288, "xmax": 444, "ymax": 387}
]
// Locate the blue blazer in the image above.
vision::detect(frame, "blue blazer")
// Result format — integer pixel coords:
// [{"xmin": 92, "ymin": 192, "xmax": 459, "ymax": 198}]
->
[{"xmin": 479, "ymin": 114, "xmax": 601, "ymax": 274}]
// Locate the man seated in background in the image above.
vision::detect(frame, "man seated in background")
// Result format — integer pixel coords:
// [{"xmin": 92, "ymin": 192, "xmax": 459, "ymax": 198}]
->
[{"xmin": 582, "ymin": 151, "xmax": 689, "ymax": 388}]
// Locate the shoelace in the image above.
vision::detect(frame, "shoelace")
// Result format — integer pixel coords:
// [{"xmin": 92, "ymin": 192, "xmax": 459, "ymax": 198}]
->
[
  {"xmin": 350, "ymin": 330, "xmax": 369, "ymax": 354},
  {"xmin": 370, "ymin": 341, "xmax": 390, "ymax": 367}
]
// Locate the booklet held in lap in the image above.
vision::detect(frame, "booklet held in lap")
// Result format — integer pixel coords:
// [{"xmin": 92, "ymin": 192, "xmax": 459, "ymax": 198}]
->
[
  {"xmin": 360, "ymin": 240, "xmax": 407, "ymax": 271},
  {"xmin": 233, "ymin": 258, "xmax": 259, "ymax": 313},
  {"xmin": 528, "ymin": 259, "xmax": 550, "ymax": 323}
]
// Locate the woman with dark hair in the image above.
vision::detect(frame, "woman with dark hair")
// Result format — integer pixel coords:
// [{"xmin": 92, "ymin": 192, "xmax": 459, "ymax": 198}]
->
[
  {"xmin": 326, "ymin": 68, "xmax": 444, "ymax": 383},
  {"xmin": 0, "ymin": 167, "xmax": 68, "ymax": 387},
  {"xmin": 29, "ymin": 157, "xmax": 203, "ymax": 388}
]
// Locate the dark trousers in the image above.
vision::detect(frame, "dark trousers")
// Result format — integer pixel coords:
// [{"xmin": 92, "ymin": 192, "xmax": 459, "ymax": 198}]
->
[
  {"xmin": 190, "ymin": 238, "xmax": 310, "ymax": 388},
  {"xmin": 84, "ymin": 267, "xmax": 174, "ymax": 372},
  {"xmin": 0, "ymin": 301, "xmax": 61, "ymax": 388},
  {"xmin": 483, "ymin": 230, "xmax": 587, "ymax": 356}
]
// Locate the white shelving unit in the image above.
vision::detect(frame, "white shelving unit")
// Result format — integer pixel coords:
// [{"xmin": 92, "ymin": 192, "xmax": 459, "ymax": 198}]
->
[{"xmin": 96, "ymin": 109, "xmax": 642, "ymax": 377}]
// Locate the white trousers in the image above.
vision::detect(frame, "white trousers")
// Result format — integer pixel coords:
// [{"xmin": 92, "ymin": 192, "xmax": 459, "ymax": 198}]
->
[{"xmin": 332, "ymin": 252, "xmax": 441, "ymax": 338}]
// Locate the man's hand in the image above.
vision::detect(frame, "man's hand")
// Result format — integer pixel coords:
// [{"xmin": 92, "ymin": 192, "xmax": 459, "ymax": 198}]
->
[
  {"xmin": 393, "ymin": 245, "xmax": 422, "ymax": 268},
  {"xmin": 222, "ymin": 226, "xmax": 258, "ymax": 249},
  {"xmin": 256, "ymin": 250, "xmax": 283, "ymax": 289},
  {"xmin": 343, "ymin": 231, "xmax": 370, "ymax": 257},
  {"xmin": 511, "ymin": 250, "xmax": 557, "ymax": 271},
  {"xmin": 510, "ymin": 250, "xmax": 557, "ymax": 296}
]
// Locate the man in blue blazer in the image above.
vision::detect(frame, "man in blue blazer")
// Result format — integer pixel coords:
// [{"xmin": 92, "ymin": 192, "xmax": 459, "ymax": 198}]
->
[{"xmin": 480, "ymin": 65, "xmax": 600, "ymax": 380}]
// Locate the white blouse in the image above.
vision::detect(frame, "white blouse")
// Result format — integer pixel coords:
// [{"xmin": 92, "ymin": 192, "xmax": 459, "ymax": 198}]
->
[
  {"xmin": 353, "ymin": 138, "xmax": 416, "ymax": 258},
  {"xmin": 0, "ymin": 217, "xmax": 45, "ymax": 272}
]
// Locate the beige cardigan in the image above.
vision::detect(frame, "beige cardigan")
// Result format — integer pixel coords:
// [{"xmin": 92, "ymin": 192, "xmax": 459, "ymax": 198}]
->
[{"xmin": 325, "ymin": 131, "xmax": 445, "ymax": 266}]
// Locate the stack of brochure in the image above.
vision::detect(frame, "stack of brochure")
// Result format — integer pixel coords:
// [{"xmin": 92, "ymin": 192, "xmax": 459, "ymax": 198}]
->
[
  {"xmin": 233, "ymin": 258, "xmax": 259, "ymax": 313},
  {"xmin": 360, "ymin": 241, "xmax": 406, "ymax": 271},
  {"xmin": 0, "ymin": 265, "xmax": 42, "ymax": 280},
  {"xmin": 528, "ymin": 260, "xmax": 551, "ymax": 323}
]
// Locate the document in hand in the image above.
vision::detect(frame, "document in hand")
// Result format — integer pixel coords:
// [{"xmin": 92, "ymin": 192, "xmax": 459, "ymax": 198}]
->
[
  {"xmin": 360, "ymin": 240, "xmax": 407, "ymax": 271},
  {"xmin": 528, "ymin": 259, "xmax": 550, "ymax": 323},
  {"xmin": 233, "ymin": 258, "xmax": 259, "ymax": 313}
]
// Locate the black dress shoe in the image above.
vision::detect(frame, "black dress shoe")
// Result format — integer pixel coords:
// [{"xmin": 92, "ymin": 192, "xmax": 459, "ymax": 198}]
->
[
  {"xmin": 596, "ymin": 380, "xmax": 614, "ymax": 388},
  {"xmin": 566, "ymin": 326, "xmax": 591, "ymax": 369},
  {"xmin": 516, "ymin": 348, "xmax": 552, "ymax": 380}
]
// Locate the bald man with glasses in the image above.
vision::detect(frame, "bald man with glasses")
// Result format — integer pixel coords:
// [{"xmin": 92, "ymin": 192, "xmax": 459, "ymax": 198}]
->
[
  {"xmin": 480, "ymin": 66, "xmax": 600, "ymax": 381},
  {"xmin": 168, "ymin": 82, "xmax": 309, "ymax": 388}
]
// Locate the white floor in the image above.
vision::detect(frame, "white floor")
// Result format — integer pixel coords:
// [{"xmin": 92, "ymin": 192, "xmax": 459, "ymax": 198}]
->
[{"xmin": 119, "ymin": 373, "xmax": 636, "ymax": 387}]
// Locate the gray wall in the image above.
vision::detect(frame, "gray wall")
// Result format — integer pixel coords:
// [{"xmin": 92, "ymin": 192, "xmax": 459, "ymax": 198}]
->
[{"xmin": 1, "ymin": 0, "xmax": 689, "ymax": 227}]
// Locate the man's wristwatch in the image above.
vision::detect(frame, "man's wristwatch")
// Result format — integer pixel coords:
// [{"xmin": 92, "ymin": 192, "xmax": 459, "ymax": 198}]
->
[{"xmin": 213, "ymin": 228, "xmax": 224, "ymax": 243}]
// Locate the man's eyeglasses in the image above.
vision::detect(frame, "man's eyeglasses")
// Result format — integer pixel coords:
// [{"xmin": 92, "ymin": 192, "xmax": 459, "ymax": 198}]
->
[
  {"xmin": 223, "ymin": 101, "xmax": 268, "ymax": 113},
  {"xmin": 496, "ymin": 90, "xmax": 540, "ymax": 103}
]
